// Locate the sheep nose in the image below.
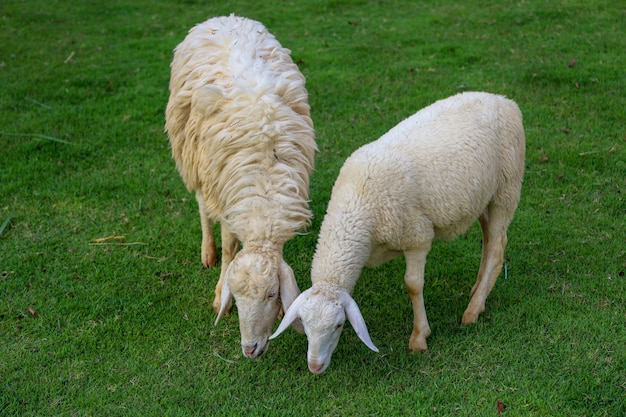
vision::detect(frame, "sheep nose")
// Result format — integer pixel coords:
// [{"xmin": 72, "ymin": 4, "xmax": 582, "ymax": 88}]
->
[
  {"xmin": 242, "ymin": 339, "xmax": 269, "ymax": 358},
  {"xmin": 243, "ymin": 343, "xmax": 258, "ymax": 358},
  {"xmin": 308, "ymin": 361, "xmax": 325, "ymax": 374}
]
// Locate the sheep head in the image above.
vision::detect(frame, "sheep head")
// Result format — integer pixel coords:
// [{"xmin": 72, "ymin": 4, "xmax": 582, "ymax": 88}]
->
[
  {"xmin": 270, "ymin": 284, "xmax": 379, "ymax": 374},
  {"xmin": 215, "ymin": 246, "xmax": 303, "ymax": 358}
]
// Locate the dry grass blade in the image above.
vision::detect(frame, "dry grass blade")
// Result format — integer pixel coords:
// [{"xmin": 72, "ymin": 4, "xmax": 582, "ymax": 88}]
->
[
  {"xmin": 213, "ymin": 352, "xmax": 236, "ymax": 364},
  {"xmin": 91, "ymin": 235, "xmax": 126, "ymax": 243},
  {"xmin": 89, "ymin": 235, "xmax": 146, "ymax": 246},
  {"xmin": 89, "ymin": 242, "xmax": 147, "ymax": 246},
  {"xmin": 578, "ymin": 144, "xmax": 617, "ymax": 156}
]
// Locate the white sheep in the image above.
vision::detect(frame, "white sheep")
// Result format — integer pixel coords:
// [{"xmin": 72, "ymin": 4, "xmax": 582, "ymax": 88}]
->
[
  {"xmin": 165, "ymin": 15, "xmax": 316, "ymax": 358},
  {"xmin": 271, "ymin": 91, "xmax": 525, "ymax": 373}
]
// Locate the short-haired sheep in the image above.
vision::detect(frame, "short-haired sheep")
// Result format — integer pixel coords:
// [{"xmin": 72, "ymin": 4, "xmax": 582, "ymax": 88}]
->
[
  {"xmin": 271, "ymin": 92, "xmax": 525, "ymax": 373},
  {"xmin": 165, "ymin": 15, "xmax": 316, "ymax": 358}
]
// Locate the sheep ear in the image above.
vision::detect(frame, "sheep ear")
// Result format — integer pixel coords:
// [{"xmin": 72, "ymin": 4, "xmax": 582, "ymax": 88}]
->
[
  {"xmin": 214, "ymin": 276, "xmax": 232, "ymax": 326},
  {"xmin": 340, "ymin": 291, "xmax": 379, "ymax": 353},
  {"xmin": 270, "ymin": 290, "xmax": 307, "ymax": 340},
  {"xmin": 278, "ymin": 261, "xmax": 300, "ymax": 310},
  {"xmin": 278, "ymin": 260, "xmax": 304, "ymax": 334}
]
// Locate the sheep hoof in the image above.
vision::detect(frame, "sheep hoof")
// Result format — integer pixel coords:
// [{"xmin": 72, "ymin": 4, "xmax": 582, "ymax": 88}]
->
[
  {"xmin": 409, "ymin": 335, "xmax": 429, "ymax": 352},
  {"xmin": 202, "ymin": 251, "xmax": 218, "ymax": 268},
  {"xmin": 461, "ymin": 309, "xmax": 480, "ymax": 325}
]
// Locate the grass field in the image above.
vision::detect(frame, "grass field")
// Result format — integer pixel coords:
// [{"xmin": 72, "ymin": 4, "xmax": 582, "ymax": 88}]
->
[{"xmin": 1, "ymin": 0, "xmax": 624, "ymax": 415}]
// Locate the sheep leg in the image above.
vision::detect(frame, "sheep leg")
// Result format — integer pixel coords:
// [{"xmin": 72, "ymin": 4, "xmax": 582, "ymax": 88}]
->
[
  {"xmin": 462, "ymin": 206, "xmax": 509, "ymax": 324},
  {"xmin": 196, "ymin": 192, "xmax": 217, "ymax": 268},
  {"xmin": 404, "ymin": 247, "xmax": 432, "ymax": 352},
  {"xmin": 212, "ymin": 226, "xmax": 239, "ymax": 314}
]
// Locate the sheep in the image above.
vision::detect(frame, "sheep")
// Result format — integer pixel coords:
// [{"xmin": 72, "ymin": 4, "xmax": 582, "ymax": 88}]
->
[
  {"xmin": 165, "ymin": 15, "xmax": 316, "ymax": 358},
  {"xmin": 271, "ymin": 91, "xmax": 525, "ymax": 373}
]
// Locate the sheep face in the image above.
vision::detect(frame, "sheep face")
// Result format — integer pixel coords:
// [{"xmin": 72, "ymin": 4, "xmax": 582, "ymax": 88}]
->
[
  {"xmin": 270, "ymin": 286, "xmax": 378, "ymax": 373},
  {"xmin": 219, "ymin": 248, "xmax": 302, "ymax": 358},
  {"xmin": 300, "ymin": 292, "xmax": 346, "ymax": 374},
  {"xmin": 224, "ymin": 251, "xmax": 282, "ymax": 358}
]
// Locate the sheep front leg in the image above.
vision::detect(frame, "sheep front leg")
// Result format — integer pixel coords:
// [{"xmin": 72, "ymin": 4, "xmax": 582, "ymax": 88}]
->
[
  {"xmin": 404, "ymin": 248, "xmax": 431, "ymax": 352},
  {"xmin": 195, "ymin": 192, "xmax": 217, "ymax": 268},
  {"xmin": 462, "ymin": 207, "xmax": 510, "ymax": 324},
  {"xmin": 212, "ymin": 226, "xmax": 239, "ymax": 314}
]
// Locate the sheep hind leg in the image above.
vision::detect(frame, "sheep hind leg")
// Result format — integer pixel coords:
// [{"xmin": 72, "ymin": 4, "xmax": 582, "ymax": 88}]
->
[
  {"xmin": 462, "ymin": 206, "xmax": 510, "ymax": 324},
  {"xmin": 212, "ymin": 226, "xmax": 239, "ymax": 314},
  {"xmin": 196, "ymin": 192, "xmax": 217, "ymax": 268},
  {"xmin": 404, "ymin": 247, "xmax": 432, "ymax": 352}
]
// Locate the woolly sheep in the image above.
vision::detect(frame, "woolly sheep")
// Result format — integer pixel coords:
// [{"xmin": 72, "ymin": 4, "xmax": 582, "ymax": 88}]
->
[
  {"xmin": 271, "ymin": 92, "xmax": 525, "ymax": 373},
  {"xmin": 165, "ymin": 15, "xmax": 316, "ymax": 358}
]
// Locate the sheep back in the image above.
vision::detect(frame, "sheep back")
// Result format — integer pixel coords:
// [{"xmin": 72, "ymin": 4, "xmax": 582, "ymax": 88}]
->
[
  {"xmin": 165, "ymin": 15, "xmax": 316, "ymax": 243},
  {"xmin": 326, "ymin": 92, "xmax": 524, "ymax": 253}
]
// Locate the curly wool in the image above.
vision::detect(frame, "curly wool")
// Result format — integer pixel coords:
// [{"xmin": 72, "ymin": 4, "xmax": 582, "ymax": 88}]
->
[{"xmin": 165, "ymin": 14, "xmax": 316, "ymax": 244}]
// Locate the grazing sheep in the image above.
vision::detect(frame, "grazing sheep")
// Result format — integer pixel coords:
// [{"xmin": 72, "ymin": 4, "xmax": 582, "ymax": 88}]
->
[
  {"xmin": 165, "ymin": 15, "xmax": 316, "ymax": 358},
  {"xmin": 271, "ymin": 92, "xmax": 525, "ymax": 373}
]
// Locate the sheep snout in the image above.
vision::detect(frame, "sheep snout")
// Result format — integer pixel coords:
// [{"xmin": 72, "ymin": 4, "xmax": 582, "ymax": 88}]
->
[
  {"xmin": 307, "ymin": 360, "xmax": 327, "ymax": 374},
  {"xmin": 242, "ymin": 339, "xmax": 269, "ymax": 358}
]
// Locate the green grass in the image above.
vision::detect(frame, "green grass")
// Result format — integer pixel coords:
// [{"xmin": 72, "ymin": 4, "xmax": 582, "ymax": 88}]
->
[{"xmin": 1, "ymin": 0, "xmax": 624, "ymax": 415}]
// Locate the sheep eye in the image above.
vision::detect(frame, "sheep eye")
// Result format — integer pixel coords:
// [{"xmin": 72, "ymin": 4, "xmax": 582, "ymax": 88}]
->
[
  {"xmin": 335, "ymin": 323, "xmax": 343, "ymax": 330},
  {"xmin": 267, "ymin": 290, "xmax": 278, "ymax": 299}
]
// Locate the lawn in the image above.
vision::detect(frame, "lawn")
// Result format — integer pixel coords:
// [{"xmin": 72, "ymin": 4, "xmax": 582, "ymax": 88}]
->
[{"xmin": 1, "ymin": 0, "xmax": 624, "ymax": 416}]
